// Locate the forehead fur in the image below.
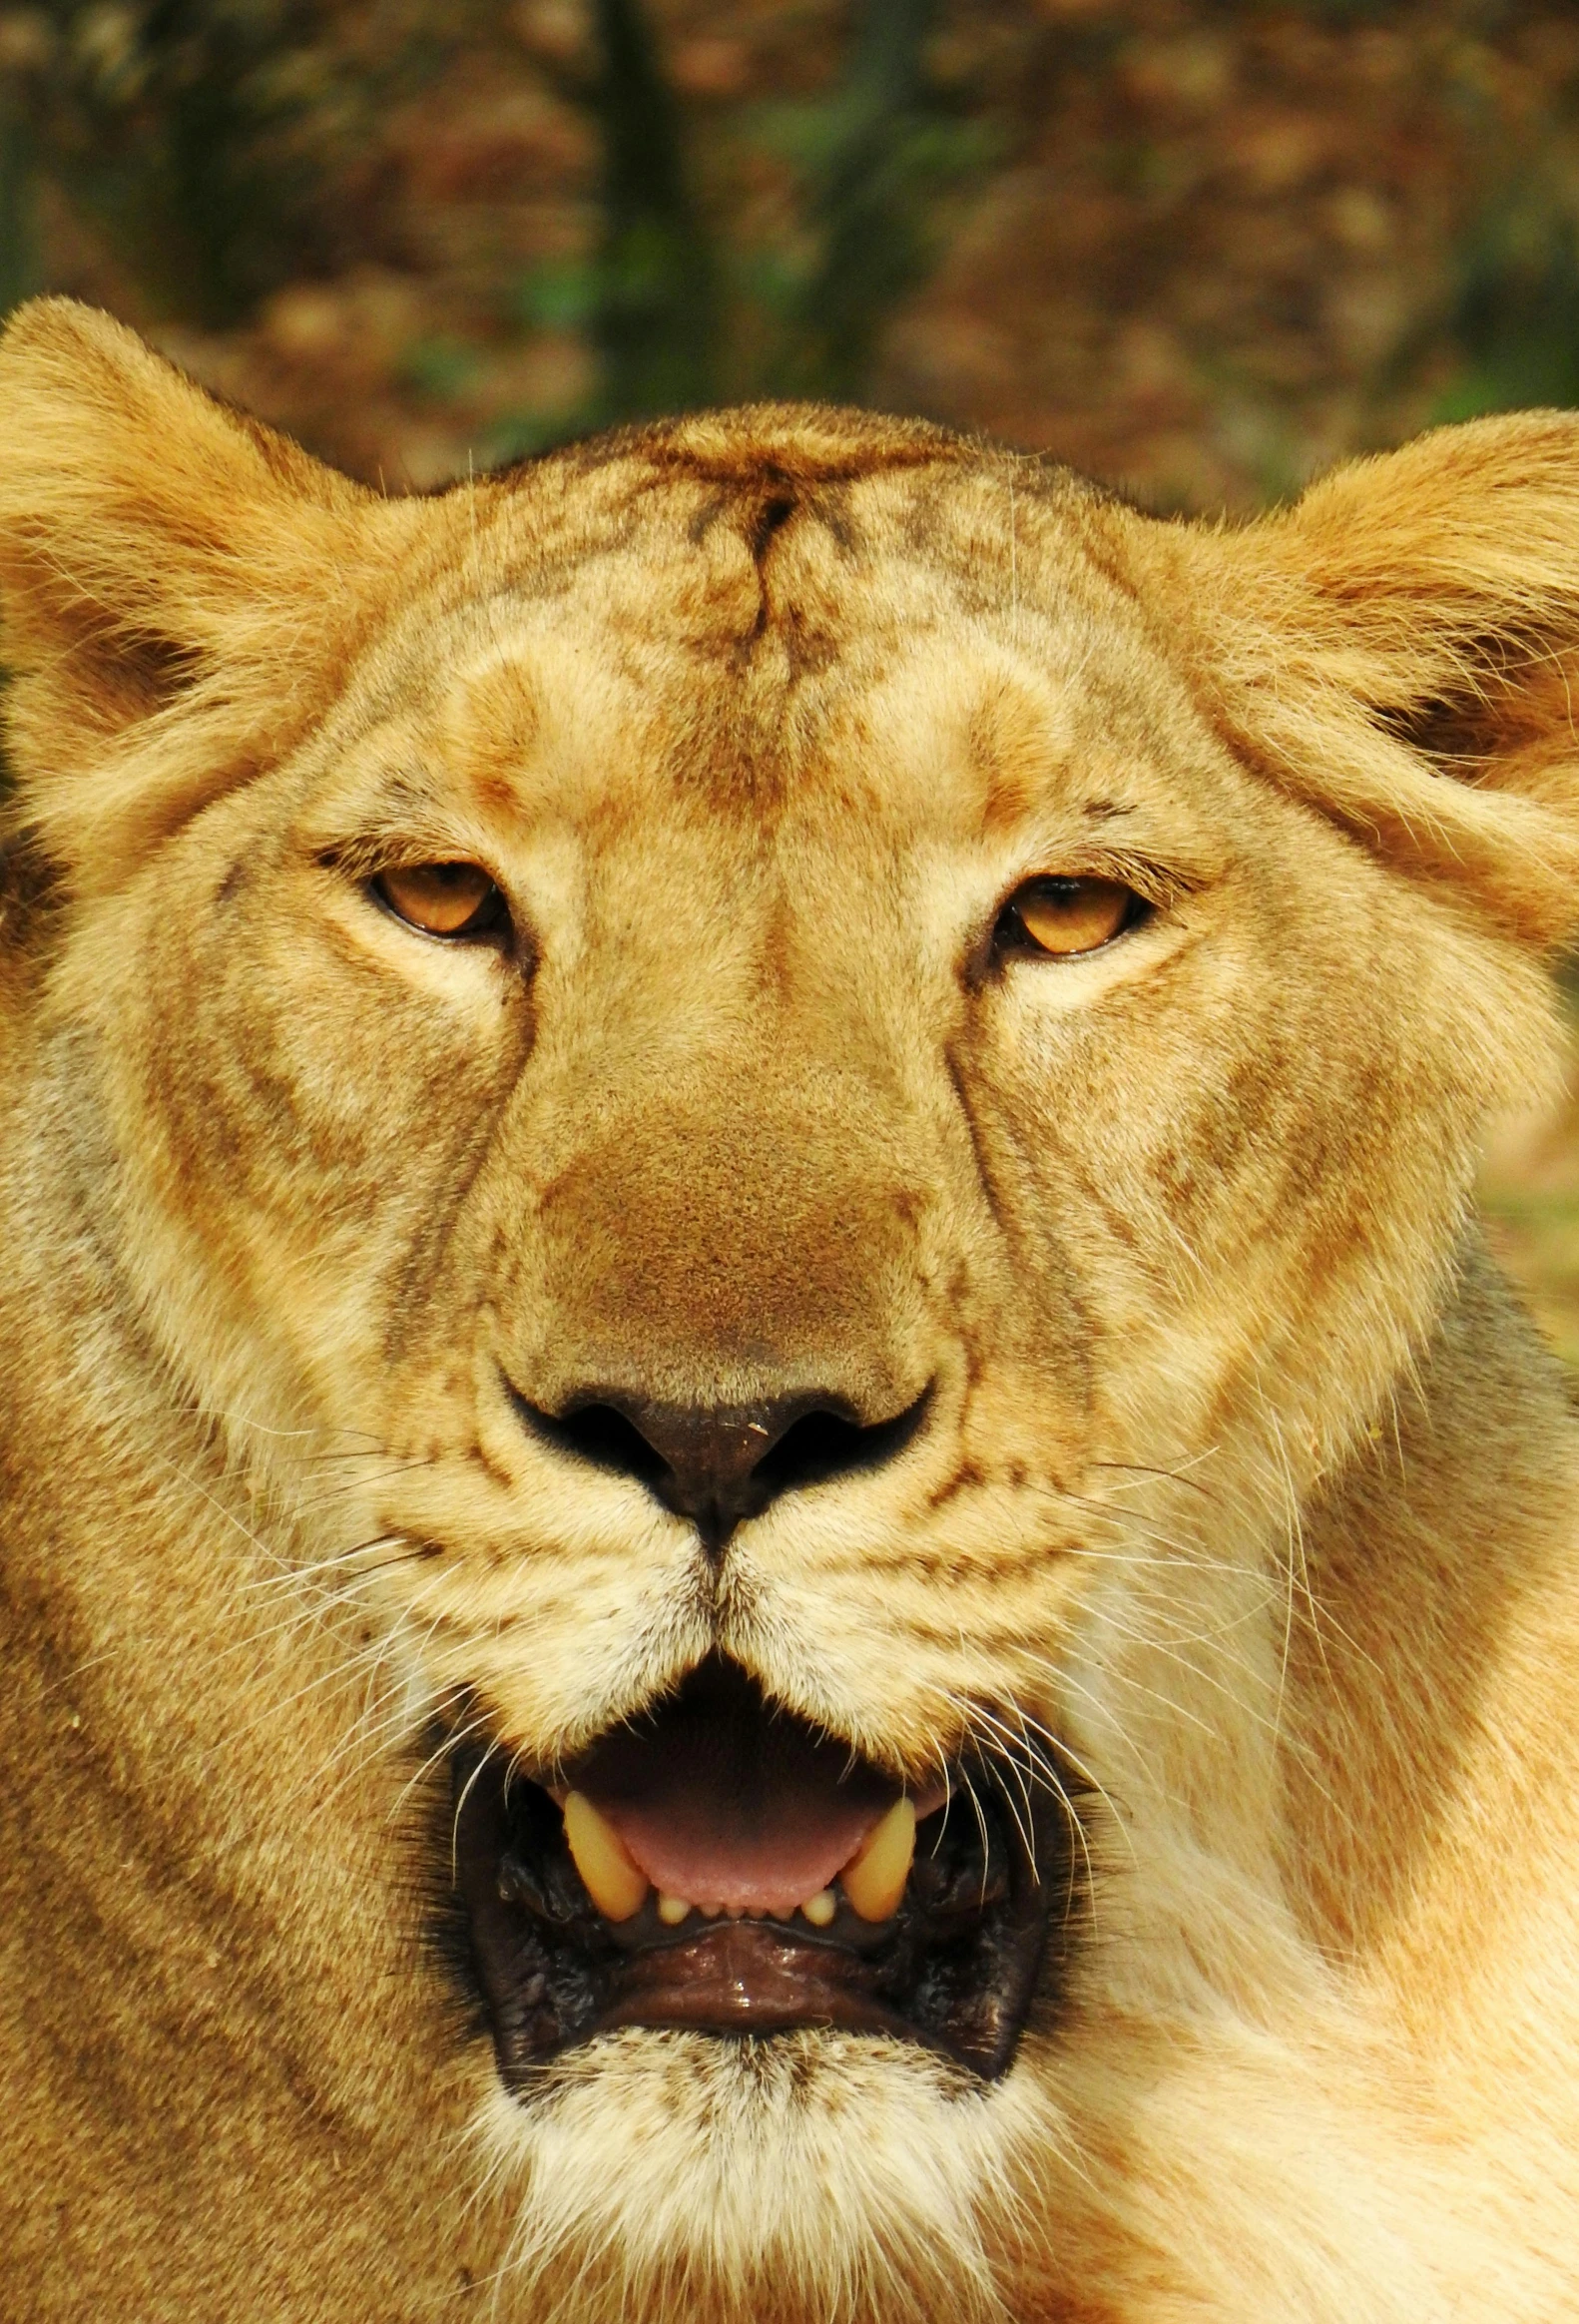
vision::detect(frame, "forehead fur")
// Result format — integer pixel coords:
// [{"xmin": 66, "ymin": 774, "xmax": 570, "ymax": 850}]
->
[
  {"xmin": 428, "ymin": 412, "xmax": 1122, "ymax": 704},
  {"xmin": 331, "ymin": 414, "xmax": 1173, "ymax": 833}
]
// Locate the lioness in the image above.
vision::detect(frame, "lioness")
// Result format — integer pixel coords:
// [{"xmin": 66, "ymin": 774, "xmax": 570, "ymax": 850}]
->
[{"xmin": 4, "ymin": 296, "xmax": 1579, "ymax": 2321}]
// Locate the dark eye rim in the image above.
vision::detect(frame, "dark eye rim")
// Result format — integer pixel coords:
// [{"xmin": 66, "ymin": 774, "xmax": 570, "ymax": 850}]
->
[
  {"xmin": 989, "ymin": 874, "xmax": 1153, "ymax": 964},
  {"xmin": 367, "ymin": 863, "xmax": 513, "ymax": 945}
]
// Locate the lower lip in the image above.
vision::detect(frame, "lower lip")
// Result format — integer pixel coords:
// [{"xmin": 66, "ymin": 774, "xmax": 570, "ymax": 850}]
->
[{"xmin": 596, "ymin": 1917, "xmax": 926, "ymax": 2041}]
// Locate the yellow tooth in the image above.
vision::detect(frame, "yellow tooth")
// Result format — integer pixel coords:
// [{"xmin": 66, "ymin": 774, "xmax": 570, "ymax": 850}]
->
[
  {"xmin": 801, "ymin": 1889, "xmax": 836, "ymax": 1928},
  {"xmin": 562, "ymin": 1792, "xmax": 649, "ymax": 1922},
  {"xmin": 657, "ymin": 1893, "xmax": 692, "ymax": 1926},
  {"xmin": 841, "ymin": 1798, "xmax": 915, "ymax": 1922}
]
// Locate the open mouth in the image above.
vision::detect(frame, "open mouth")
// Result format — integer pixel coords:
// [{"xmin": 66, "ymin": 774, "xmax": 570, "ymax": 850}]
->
[{"xmin": 451, "ymin": 1656, "xmax": 1083, "ymax": 2083}]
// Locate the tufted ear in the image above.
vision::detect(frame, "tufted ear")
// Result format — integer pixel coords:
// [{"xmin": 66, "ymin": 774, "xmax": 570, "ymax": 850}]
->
[
  {"xmin": 1158, "ymin": 412, "xmax": 1579, "ymax": 949},
  {"xmin": 0, "ymin": 297, "xmax": 418, "ymax": 898}
]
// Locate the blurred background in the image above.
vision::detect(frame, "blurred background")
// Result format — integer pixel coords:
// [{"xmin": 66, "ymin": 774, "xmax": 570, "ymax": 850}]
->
[{"xmin": 1, "ymin": 0, "xmax": 1577, "ymax": 1353}]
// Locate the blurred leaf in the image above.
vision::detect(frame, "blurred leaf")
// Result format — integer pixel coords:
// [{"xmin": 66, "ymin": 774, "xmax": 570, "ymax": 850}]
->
[
  {"xmin": 0, "ymin": 94, "xmax": 39, "ymax": 317},
  {"xmin": 740, "ymin": 0, "xmax": 979, "ymax": 401},
  {"xmin": 512, "ymin": 257, "xmax": 602, "ymax": 332},
  {"xmin": 1434, "ymin": 174, "xmax": 1579, "ymax": 420},
  {"xmin": 399, "ymin": 334, "xmax": 482, "ymax": 400},
  {"xmin": 583, "ymin": 0, "xmax": 717, "ymax": 419},
  {"xmin": 483, "ymin": 402, "xmax": 597, "ymax": 462},
  {"xmin": 21, "ymin": 0, "xmax": 481, "ymax": 327}
]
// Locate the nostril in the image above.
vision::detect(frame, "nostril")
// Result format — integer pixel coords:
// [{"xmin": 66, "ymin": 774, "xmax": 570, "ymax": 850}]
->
[
  {"xmin": 755, "ymin": 1391, "xmax": 931, "ymax": 1498},
  {"xmin": 514, "ymin": 1397, "xmax": 670, "ymax": 1488}
]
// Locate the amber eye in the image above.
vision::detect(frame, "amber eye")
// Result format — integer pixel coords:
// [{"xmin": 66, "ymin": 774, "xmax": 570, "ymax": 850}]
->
[
  {"xmin": 372, "ymin": 862, "xmax": 506, "ymax": 939},
  {"xmin": 994, "ymin": 875, "xmax": 1142, "ymax": 960}
]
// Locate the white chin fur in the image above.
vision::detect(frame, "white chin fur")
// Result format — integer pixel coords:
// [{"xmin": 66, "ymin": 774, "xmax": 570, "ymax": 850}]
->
[{"xmin": 468, "ymin": 2026, "xmax": 1065, "ymax": 2323}]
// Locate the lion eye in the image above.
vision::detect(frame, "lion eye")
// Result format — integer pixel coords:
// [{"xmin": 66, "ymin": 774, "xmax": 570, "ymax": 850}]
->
[
  {"xmin": 994, "ymin": 875, "xmax": 1142, "ymax": 960},
  {"xmin": 372, "ymin": 862, "xmax": 506, "ymax": 939}
]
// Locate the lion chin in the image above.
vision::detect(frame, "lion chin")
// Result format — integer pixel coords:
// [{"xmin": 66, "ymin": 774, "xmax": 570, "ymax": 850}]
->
[
  {"xmin": 8, "ymin": 295, "xmax": 1579, "ymax": 2324},
  {"xmin": 466, "ymin": 2029, "xmax": 1062, "ymax": 2324}
]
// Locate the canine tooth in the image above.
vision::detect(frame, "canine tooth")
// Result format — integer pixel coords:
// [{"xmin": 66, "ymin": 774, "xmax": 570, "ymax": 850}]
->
[
  {"xmin": 657, "ymin": 1893, "xmax": 692, "ymax": 1926},
  {"xmin": 801, "ymin": 1889, "xmax": 836, "ymax": 1928},
  {"xmin": 562, "ymin": 1792, "xmax": 649, "ymax": 1922},
  {"xmin": 841, "ymin": 1798, "xmax": 916, "ymax": 1922}
]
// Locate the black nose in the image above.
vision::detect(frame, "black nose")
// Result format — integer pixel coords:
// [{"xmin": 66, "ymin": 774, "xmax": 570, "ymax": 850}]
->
[{"xmin": 513, "ymin": 1385, "xmax": 930, "ymax": 1552}]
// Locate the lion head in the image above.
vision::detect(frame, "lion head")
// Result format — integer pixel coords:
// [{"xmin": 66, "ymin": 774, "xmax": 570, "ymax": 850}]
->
[{"xmin": 4, "ymin": 300, "xmax": 1579, "ymax": 2321}]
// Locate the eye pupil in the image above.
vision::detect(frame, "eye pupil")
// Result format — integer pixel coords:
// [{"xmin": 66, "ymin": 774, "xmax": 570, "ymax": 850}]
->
[
  {"xmin": 995, "ymin": 875, "xmax": 1139, "ymax": 960},
  {"xmin": 373, "ymin": 862, "xmax": 504, "ymax": 939}
]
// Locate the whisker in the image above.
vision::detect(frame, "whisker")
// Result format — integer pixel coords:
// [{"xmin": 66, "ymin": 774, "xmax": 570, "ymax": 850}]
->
[
  {"xmin": 293, "ymin": 1459, "xmax": 433, "ymax": 1512},
  {"xmin": 243, "ymin": 1533, "xmax": 423, "ymax": 1595},
  {"xmin": 451, "ymin": 1734, "xmax": 504, "ymax": 1882}
]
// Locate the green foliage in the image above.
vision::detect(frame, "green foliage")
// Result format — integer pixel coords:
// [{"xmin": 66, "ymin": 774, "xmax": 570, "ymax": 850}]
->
[
  {"xmin": 495, "ymin": 0, "xmax": 988, "ymax": 444},
  {"xmin": 512, "ymin": 256, "xmax": 602, "ymax": 335},
  {"xmin": 26, "ymin": 2, "xmax": 342, "ymax": 324},
  {"xmin": 3, "ymin": 1, "xmax": 471, "ymax": 328},
  {"xmin": 585, "ymin": 0, "xmax": 717, "ymax": 420},
  {"xmin": 741, "ymin": 0, "xmax": 995, "ymax": 402},
  {"xmin": 1435, "ymin": 172, "xmax": 1579, "ymax": 420},
  {"xmin": 0, "ymin": 0, "xmax": 997, "ymax": 442},
  {"xmin": 400, "ymin": 334, "xmax": 484, "ymax": 400},
  {"xmin": 0, "ymin": 91, "xmax": 38, "ymax": 319}
]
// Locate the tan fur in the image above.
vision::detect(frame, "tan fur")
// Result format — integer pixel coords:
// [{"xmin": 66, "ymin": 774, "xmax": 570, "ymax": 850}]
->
[{"xmin": 5, "ymin": 297, "xmax": 1579, "ymax": 2320}]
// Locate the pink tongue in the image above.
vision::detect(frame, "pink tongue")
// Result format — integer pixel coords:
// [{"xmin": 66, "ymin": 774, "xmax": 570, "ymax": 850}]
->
[{"xmin": 569, "ymin": 1685, "xmax": 897, "ymax": 1917}]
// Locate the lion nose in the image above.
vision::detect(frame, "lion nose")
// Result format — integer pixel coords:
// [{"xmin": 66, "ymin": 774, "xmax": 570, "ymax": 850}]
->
[{"xmin": 513, "ymin": 1387, "xmax": 930, "ymax": 1554}]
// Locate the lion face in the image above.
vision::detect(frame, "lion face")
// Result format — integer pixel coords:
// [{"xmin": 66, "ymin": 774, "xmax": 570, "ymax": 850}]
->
[
  {"xmin": 98, "ymin": 455, "xmax": 1520, "ymax": 1734},
  {"xmin": 5, "ymin": 304, "xmax": 1578, "ymax": 2321}
]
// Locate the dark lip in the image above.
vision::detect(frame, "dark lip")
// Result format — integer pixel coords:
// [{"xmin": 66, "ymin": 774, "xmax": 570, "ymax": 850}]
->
[{"xmin": 449, "ymin": 1663, "xmax": 1085, "ymax": 2083}]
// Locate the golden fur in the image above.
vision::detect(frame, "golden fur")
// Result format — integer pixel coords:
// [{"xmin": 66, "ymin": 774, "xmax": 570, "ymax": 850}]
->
[{"xmin": 4, "ymin": 297, "xmax": 1579, "ymax": 2320}]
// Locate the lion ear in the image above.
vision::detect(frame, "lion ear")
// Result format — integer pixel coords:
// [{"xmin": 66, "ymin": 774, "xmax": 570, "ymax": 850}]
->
[
  {"xmin": 1170, "ymin": 412, "xmax": 1579, "ymax": 948},
  {"xmin": 0, "ymin": 297, "xmax": 413, "ymax": 896}
]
